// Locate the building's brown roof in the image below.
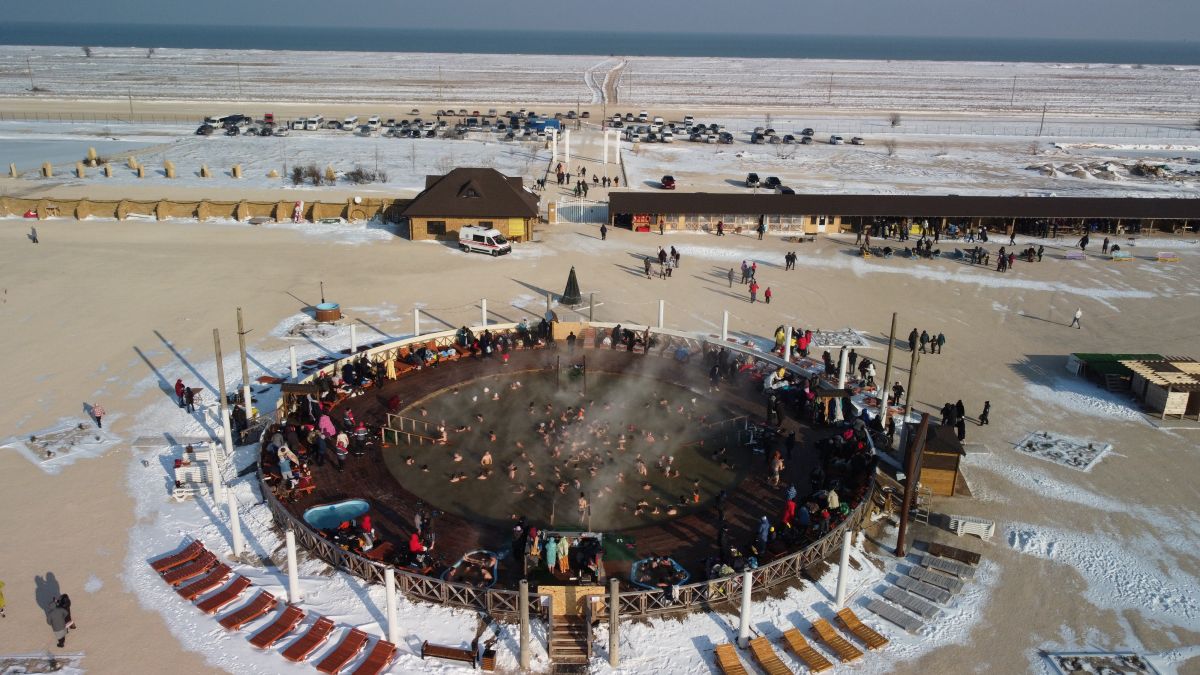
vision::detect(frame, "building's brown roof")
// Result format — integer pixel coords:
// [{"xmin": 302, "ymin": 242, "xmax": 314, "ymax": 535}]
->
[
  {"xmin": 608, "ymin": 192, "xmax": 1200, "ymax": 220},
  {"xmin": 402, "ymin": 167, "xmax": 538, "ymax": 218}
]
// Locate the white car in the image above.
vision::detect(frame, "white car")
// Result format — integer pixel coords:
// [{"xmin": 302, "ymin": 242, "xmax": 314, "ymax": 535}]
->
[
  {"xmin": 829, "ymin": 135, "xmax": 845, "ymax": 145},
  {"xmin": 459, "ymin": 225, "xmax": 511, "ymax": 256},
  {"xmin": 342, "ymin": 116, "xmax": 359, "ymax": 130}
]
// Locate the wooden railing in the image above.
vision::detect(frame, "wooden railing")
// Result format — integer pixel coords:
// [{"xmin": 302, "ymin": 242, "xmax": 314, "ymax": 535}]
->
[{"xmin": 264, "ymin": 318, "xmax": 875, "ymax": 620}]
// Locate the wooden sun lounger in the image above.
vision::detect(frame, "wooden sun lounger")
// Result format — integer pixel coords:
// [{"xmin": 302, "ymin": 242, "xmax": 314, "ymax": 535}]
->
[
  {"xmin": 219, "ymin": 591, "xmax": 277, "ymax": 630},
  {"xmin": 713, "ymin": 643, "xmax": 750, "ymax": 675},
  {"xmin": 780, "ymin": 628, "xmax": 833, "ymax": 673},
  {"xmin": 836, "ymin": 608, "xmax": 889, "ymax": 650},
  {"xmin": 1065, "ymin": 250, "xmax": 1086, "ymax": 260},
  {"xmin": 895, "ymin": 574, "xmax": 951, "ymax": 604},
  {"xmin": 920, "ymin": 553, "xmax": 976, "ymax": 580},
  {"xmin": 196, "ymin": 575, "xmax": 251, "ymax": 614},
  {"xmin": 747, "ymin": 637, "xmax": 795, "ymax": 675},
  {"xmin": 161, "ymin": 550, "xmax": 217, "ymax": 585},
  {"xmin": 908, "ymin": 565, "xmax": 964, "ymax": 594},
  {"xmin": 865, "ymin": 599, "xmax": 924, "ymax": 633},
  {"xmin": 249, "ymin": 605, "xmax": 305, "ymax": 649},
  {"xmin": 925, "ymin": 541, "xmax": 981, "ymax": 566},
  {"xmin": 316, "ymin": 628, "xmax": 370, "ymax": 674},
  {"xmin": 350, "ymin": 639, "xmax": 398, "ymax": 675},
  {"xmin": 150, "ymin": 540, "xmax": 205, "ymax": 573},
  {"xmin": 1156, "ymin": 251, "xmax": 1180, "ymax": 262},
  {"xmin": 177, "ymin": 564, "xmax": 231, "ymax": 601},
  {"xmin": 810, "ymin": 618, "xmax": 863, "ymax": 663},
  {"xmin": 282, "ymin": 616, "xmax": 335, "ymax": 662},
  {"xmin": 882, "ymin": 586, "xmax": 939, "ymax": 619}
]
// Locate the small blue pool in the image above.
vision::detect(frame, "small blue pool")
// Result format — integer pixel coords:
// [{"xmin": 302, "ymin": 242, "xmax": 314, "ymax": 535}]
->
[{"xmin": 303, "ymin": 499, "xmax": 369, "ymax": 531}]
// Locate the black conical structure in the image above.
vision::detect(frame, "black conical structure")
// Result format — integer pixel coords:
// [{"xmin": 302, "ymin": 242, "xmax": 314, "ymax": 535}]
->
[{"xmin": 561, "ymin": 266, "xmax": 583, "ymax": 306}]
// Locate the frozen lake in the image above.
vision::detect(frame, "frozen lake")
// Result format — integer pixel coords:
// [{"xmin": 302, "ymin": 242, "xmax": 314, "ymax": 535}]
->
[{"xmin": 1, "ymin": 138, "xmax": 158, "ymax": 172}]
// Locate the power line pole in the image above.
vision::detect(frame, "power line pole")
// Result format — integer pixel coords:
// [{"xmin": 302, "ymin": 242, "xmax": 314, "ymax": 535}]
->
[
  {"xmin": 26, "ymin": 56, "xmax": 35, "ymax": 91},
  {"xmin": 827, "ymin": 73, "xmax": 833, "ymax": 105},
  {"xmin": 894, "ymin": 413, "xmax": 929, "ymax": 558},
  {"xmin": 236, "ymin": 308, "xmax": 252, "ymax": 419},
  {"xmin": 1037, "ymin": 103, "xmax": 1048, "ymax": 137},
  {"xmin": 1009, "ymin": 76, "xmax": 1017, "ymax": 108}
]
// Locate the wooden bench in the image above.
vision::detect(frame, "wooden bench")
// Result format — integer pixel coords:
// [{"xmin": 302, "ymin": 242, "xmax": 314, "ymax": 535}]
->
[
  {"xmin": 249, "ymin": 605, "xmax": 305, "ymax": 649},
  {"xmin": 351, "ymin": 639, "xmax": 398, "ymax": 675},
  {"xmin": 810, "ymin": 618, "xmax": 863, "ymax": 663},
  {"xmin": 865, "ymin": 598, "xmax": 924, "ymax": 633},
  {"xmin": 925, "ymin": 541, "xmax": 981, "ymax": 566},
  {"xmin": 895, "ymin": 574, "xmax": 951, "ymax": 604},
  {"xmin": 921, "ymin": 553, "xmax": 977, "ymax": 580},
  {"xmin": 177, "ymin": 564, "xmax": 231, "ymax": 601},
  {"xmin": 150, "ymin": 540, "xmax": 205, "ymax": 573},
  {"xmin": 836, "ymin": 608, "xmax": 889, "ymax": 650},
  {"xmin": 713, "ymin": 643, "xmax": 749, "ymax": 675},
  {"xmin": 161, "ymin": 550, "xmax": 217, "ymax": 585},
  {"xmin": 219, "ymin": 591, "xmax": 277, "ymax": 630},
  {"xmin": 1110, "ymin": 251, "xmax": 1133, "ymax": 262},
  {"xmin": 420, "ymin": 641, "xmax": 477, "ymax": 668},
  {"xmin": 1157, "ymin": 251, "xmax": 1180, "ymax": 262},
  {"xmin": 947, "ymin": 514, "xmax": 995, "ymax": 540},
  {"xmin": 282, "ymin": 616, "xmax": 335, "ymax": 662},
  {"xmin": 196, "ymin": 575, "xmax": 251, "ymax": 614},
  {"xmin": 907, "ymin": 565, "xmax": 964, "ymax": 594},
  {"xmin": 316, "ymin": 628, "xmax": 370, "ymax": 674},
  {"xmin": 882, "ymin": 586, "xmax": 940, "ymax": 619},
  {"xmin": 747, "ymin": 636, "xmax": 795, "ymax": 675},
  {"xmin": 1064, "ymin": 250, "xmax": 1086, "ymax": 260},
  {"xmin": 780, "ymin": 628, "xmax": 833, "ymax": 673}
]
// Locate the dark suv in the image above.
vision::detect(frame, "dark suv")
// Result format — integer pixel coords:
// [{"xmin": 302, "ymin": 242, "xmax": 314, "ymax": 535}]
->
[
  {"xmin": 660, "ymin": 175, "xmax": 676, "ymax": 189},
  {"xmin": 746, "ymin": 172, "xmax": 760, "ymax": 188},
  {"xmin": 764, "ymin": 176, "xmax": 782, "ymax": 190}
]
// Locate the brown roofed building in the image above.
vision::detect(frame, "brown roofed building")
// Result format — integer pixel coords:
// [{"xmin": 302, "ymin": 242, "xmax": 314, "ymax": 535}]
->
[{"xmin": 401, "ymin": 167, "xmax": 539, "ymax": 242}]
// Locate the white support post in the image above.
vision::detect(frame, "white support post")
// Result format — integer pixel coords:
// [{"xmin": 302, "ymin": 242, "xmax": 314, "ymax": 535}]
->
[
  {"xmin": 289, "ymin": 346, "xmax": 298, "ymax": 379},
  {"xmin": 737, "ymin": 569, "xmax": 753, "ymax": 648},
  {"xmin": 227, "ymin": 489, "xmax": 245, "ymax": 558},
  {"xmin": 783, "ymin": 326, "xmax": 793, "ymax": 362},
  {"xmin": 550, "ymin": 129, "xmax": 558, "ymax": 165},
  {"xmin": 602, "ymin": 132, "xmax": 609, "ymax": 166},
  {"xmin": 564, "ymin": 129, "xmax": 571, "ymax": 168},
  {"xmin": 481, "ymin": 298, "xmax": 488, "ymax": 327},
  {"xmin": 384, "ymin": 567, "xmax": 399, "ymax": 644},
  {"xmin": 657, "ymin": 299, "xmax": 665, "ymax": 329},
  {"xmin": 221, "ymin": 407, "xmax": 234, "ymax": 457},
  {"xmin": 285, "ymin": 529, "xmax": 301, "ymax": 603},
  {"xmin": 835, "ymin": 529, "xmax": 853, "ymax": 607},
  {"xmin": 835, "ymin": 347, "xmax": 849, "ymax": 421},
  {"xmin": 721, "ymin": 311, "xmax": 729, "ymax": 342},
  {"xmin": 350, "ymin": 324, "xmax": 358, "ymax": 353},
  {"xmin": 241, "ymin": 384, "xmax": 252, "ymax": 421},
  {"xmin": 414, "ymin": 308, "xmax": 421, "ymax": 337},
  {"xmin": 519, "ymin": 579, "xmax": 531, "ymax": 669},
  {"xmin": 209, "ymin": 441, "xmax": 224, "ymax": 504}
]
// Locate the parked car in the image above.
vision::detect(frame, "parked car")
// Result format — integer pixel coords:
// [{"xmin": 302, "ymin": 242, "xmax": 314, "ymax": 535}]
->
[
  {"xmin": 764, "ymin": 128, "xmax": 776, "ymax": 137},
  {"xmin": 224, "ymin": 126, "xmax": 240, "ymax": 136},
  {"xmin": 829, "ymin": 135, "xmax": 845, "ymax": 145},
  {"xmin": 746, "ymin": 172, "xmax": 761, "ymax": 187},
  {"xmin": 610, "ymin": 120, "xmax": 623, "ymax": 128},
  {"xmin": 624, "ymin": 112, "xmax": 636, "ymax": 122},
  {"xmin": 458, "ymin": 108, "xmax": 468, "ymax": 115},
  {"xmin": 782, "ymin": 134, "xmax": 796, "ymax": 144},
  {"xmin": 661, "ymin": 130, "xmax": 674, "ymax": 142},
  {"xmin": 718, "ymin": 132, "xmax": 733, "ymax": 144},
  {"xmin": 683, "ymin": 115, "xmax": 694, "ymax": 125},
  {"xmin": 801, "ymin": 128, "xmax": 815, "ymax": 136},
  {"xmin": 367, "ymin": 116, "xmax": 381, "ymax": 129},
  {"xmin": 273, "ymin": 125, "xmax": 290, "ymax": 136},
  {"xmin": 851, "ymin": 136, "xmax": 865, "ymax": 145},
  {"xmin": 243, "ymin": 125, "xmax": 260, "ymax": 136},
  {"xmin": 750, "ymin": 133, "xmax": 765, "ymax": 144},
  {"xmin": 769, "ymin": 135, "xmax": 782, "ymax": 144},
  {"xmin": 777, "ymin": 186, "xmax": 796, "ymax": 195},
  {"xmin": 580, "ymin": 111, "xmax": 590, "ymax": 118},
  {"xmin": 195, "ymin": 124, "xmax": 215, "ymax": 135},
  {"xmin": 660, "ymin": 175, "xmax": 676, "ymax": 189},
  {"xmin": 800, "ymin": 136, "xmax": 813, "ymax": 145},
  {"xmin": 764, "ymin": 176, "xmax": 782, "ymax": 190},
  {"xmin": 410, "ymin": 108, "xmax": 420, "ymax": 114},
  {"xmin": 384, "ymin": 118, "xmax": 396, "ymax": 127},
  {"xmin": 638, "ymin": 111, "xmax": 649, "ymax": 122}
]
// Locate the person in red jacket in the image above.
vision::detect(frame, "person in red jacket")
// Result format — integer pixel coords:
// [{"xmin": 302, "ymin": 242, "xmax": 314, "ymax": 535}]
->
[
  {"xmin": 782, "ymin": 498, "xmax": 796, "ymax": 526},
  {"xmin": 174, "ymin": 379, "xmax": 186, "ymax": 408},
  {"xmin": 749, "ymin": 280, "xmax": 759, "ymax": 303},
  {"xmin": 764, "ymin": 287, "xmax": 773, "ymax": 304}
]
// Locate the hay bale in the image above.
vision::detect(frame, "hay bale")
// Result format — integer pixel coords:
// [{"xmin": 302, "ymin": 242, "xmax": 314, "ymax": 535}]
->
[
  {"xmin": 102, "ymin": 164, "xmax": 113, "ymax": 178},
  {"xmin": 136, "ymin": 165, "xmax": 146, "ymax": 179},
  {"xmin": 87, "ymin": 147, "xmax": 98, "ymax": 162},
  {"xmin": 325, "ymin": 166, "xmax": 336, "ymax": 183},
  {"xmin": 267, "ymin": 169, "xmax": 279, "ymax": 178},
  {"xmin": 76, "ymin": 162, "xmax": 86, "ymax": 178},
  {"xmin": 164, "ymin": 160, "xmax": 176, "ymax": 179},
  {"xmin": 200, "ymin": 164, "xmax": 211, "ymax": 178},
  {"xmin": 127, "ymin": 157, "xmax": 139, "ymax": 170},
  {"xmin": 42, "ymin": 162, "xmax": 53, "ymax": 178},
  {"xmin": 9, "ymin": 163, "xmax": 17, "ymax": 178},
  {"xmin": 232, "ymin": 164, "xmax": 242, "ymax": 179}
]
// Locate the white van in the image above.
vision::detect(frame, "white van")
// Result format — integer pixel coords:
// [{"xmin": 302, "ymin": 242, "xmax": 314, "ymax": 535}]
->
[
  {"xmin": 309, "ymin": 114, "xmax": 324, "ymax": 128},
  {"xmin": 367, "ymin": 116, "xmax": 381, "ymax": 129},
  {"xmin": 638, "ymin": 111, "xmax": 649, "ymax": 122},
  {"xmin": 459, "ymin": 225, "xmax": 511, "ymax": 256},
  {"xmin": 343, "ymin": 115, "xmax": 359, "ymax": 130}
]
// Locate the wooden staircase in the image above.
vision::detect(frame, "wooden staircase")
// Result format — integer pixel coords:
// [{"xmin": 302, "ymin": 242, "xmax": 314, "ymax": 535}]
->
[{"xmin": 549, "ymin": 615, "xmax": 590, "ymax": 673}]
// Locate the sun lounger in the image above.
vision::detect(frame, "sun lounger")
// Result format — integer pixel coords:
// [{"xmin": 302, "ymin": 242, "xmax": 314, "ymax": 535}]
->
[
  {"xmin": 420, "ymin": 641, "xmax": 477, "ymax": 667},
  {"xmin": 249, "ymin": 605, "xmax": 305, "ymax": 649},
  {"xmin": 895, "ymin": 574, "xmax": 951, "ymax": 604},
  {"xmin": 780, "ymin": 628, "xmax": 833, "ymax": 673},
  {"xmin": 1110, "ymin": 251, "xmax": 1133, "ymax": 262},
  {"xmin": 809, "ymin": 618, "xmax": 863, "ymax": 663},
  {"xmin": 924, "ymin": 541, "xmax": 981, "ymax": 566},
  {"xmin": 161, "ymin": 550, "xmax": 217, "ymax": 585},
  {"xmin": 747, "ymin": 637, "xmax": 795, "ymax": 675},
  {"xmin": 350, "ymin": 639, "xmax": 398, "ymax": 675},
  {"xmin": 177, "ymin": 564, "xmax": 231, "ymax": 601},
  {"xmin": 196, "ymin": 575, "xmax": 251, "ymax": 614},
  {"xmin": 713, "ymin": 643, "xmax": 750, "ymax": 675},
  {"xmin": 316, "ymin": 628, "xmax": 370, "ymax": 674},
  {"xmin": 1065, "ymin": 250, "xmax": 1086, "ymax": 260},
  {"xmin": 907, "ymin": 565, "xmax": 964, "ymax": 594},
  {"xmin": 865, "ymin": 598, "xmax": 924, "ymax": 633},
  {"xmin": 1156, "ymin": 251, "xmax": 1180, "ymax": 262},
  {"xmin": 219, "ymin": 591, "xmax": 277, "ymax": 630},
  {"xmin": 920, "ymin": 553, "xmax": 977, "ymax": 579},
  {"xmin": 150, "ymin": 540, "xmax": 205, "ymax": 573},
  {"xmin": 836, "ymin": 608, "xmax": 889, "ymax": 650},
  {"xmin": 947, "ymin": 514, "xmax": 995, "ymax": 540},
  {"xmin": 882, "ymin": 586, "xmax": 939, "ymax": 619},
  {"xmin": 282, "ymin": 616, "xmax": 335, "ymax": 662}
]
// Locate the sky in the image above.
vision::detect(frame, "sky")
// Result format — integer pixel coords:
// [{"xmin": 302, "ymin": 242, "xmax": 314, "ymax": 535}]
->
[{"xmin": 6, "ymin": 0, "xmax": 1200, "ymax": 42}]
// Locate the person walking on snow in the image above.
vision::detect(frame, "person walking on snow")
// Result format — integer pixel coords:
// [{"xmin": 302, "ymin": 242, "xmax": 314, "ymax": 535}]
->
[
  {"xmin": 979, "ymin": 401, "xmax": 991, "ymax": 425},
  {"xmin": 600, "ymin": 223, "xmax": 607, "ymax": 240},
  {"xmin": 1070, "ymin": 308, "xmax": 1082, "ymax": 329},
  {"xmin": 1078, "ymin": 234, "xmax": 1089, "ymax": 252},
  {"xmin": 749, "ymin": 280, "xmax": 759, "ymax": 303},
  {"xmin": 174, "ymin": 379, "xmax": 186, "ymax": 408},
  {"xmin": 91, "ymin": 403, "xmax": 105, "ymax": 429},
  {"xmin": 935, "ymin": 332, "xmax": 946, "ymax": 354},
  {"xmin": 727, "ymin": 268, "xmax": 735, "ymax": 288},
  {"xmin": 908, "ymin": 328, "xmax": 919, "ymax": 352},
  {"xmin": 919, "ymin": 330, "xmax": 930, "ymax": 354},
  {"xmin": 48, "ymin": 604, "xmax": 69, "ymax": 648},
  {"xmin": 764, "ymin": 287, "xmax": 772, "ymax": 304}
]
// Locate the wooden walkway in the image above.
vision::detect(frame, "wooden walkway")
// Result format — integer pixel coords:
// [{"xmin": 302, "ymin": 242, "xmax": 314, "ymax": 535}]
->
[{"xmin": 285, "ymin": 348, "xmax": 831, "ymax": 584}]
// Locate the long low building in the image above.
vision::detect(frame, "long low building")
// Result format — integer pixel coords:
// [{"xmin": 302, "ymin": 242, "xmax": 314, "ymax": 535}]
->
[{"xmin": 607, "ymin": 192, "xmax": 1200, "ymax": 235}]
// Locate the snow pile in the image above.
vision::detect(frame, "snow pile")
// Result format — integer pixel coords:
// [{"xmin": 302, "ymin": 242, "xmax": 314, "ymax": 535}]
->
[
  {"xmin": 1013, "ymin": 431, "xmax": 1112, "ymax": 472},
  {"xmin": 1022, "ymin": 376, "xmax": 1146, "ymax": 424},
  {"xmin": 1, "ymin": 416, "xmax": 122, "ymax": 474},
  {"xmin": 1007, "ymin": 523, "xmax": 1200, "ymax": 630}
]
